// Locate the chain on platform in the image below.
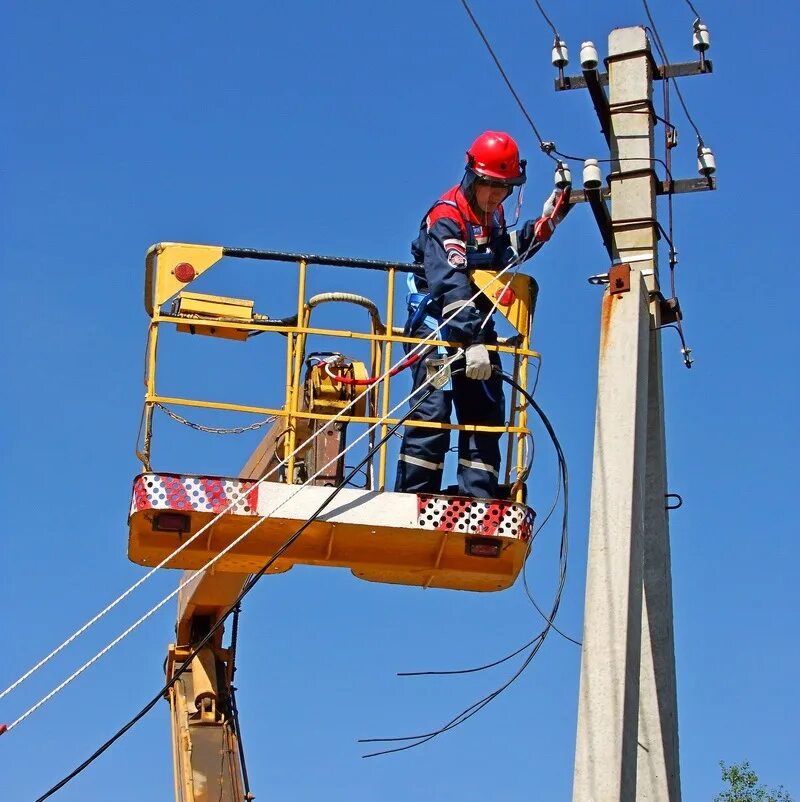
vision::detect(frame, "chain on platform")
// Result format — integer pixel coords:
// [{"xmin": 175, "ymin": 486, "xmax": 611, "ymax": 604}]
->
[{"xmin": 154, "ymin": 403, "xmax": 276, "ymax": 434}]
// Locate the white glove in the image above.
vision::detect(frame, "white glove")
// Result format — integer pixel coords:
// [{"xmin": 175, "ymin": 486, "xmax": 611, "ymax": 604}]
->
[
  {"xmin": 465, "ymin": 344, "xmax": 492, "ymax": 381},
  {"xmin": 533, "ymin": 187, "xmax": 572, "ymax": 242},
  {"xmin": 541, "ymin": 188, "xmax": 560, "ymax": 218}
]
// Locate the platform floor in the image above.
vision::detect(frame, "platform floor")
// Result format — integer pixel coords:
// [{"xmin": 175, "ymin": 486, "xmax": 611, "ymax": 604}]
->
[{"xmin": 128, "ymin": 473, "xmax": 534, "ymax": 591}]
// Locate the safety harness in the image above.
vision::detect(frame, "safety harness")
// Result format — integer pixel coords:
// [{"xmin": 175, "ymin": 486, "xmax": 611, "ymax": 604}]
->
[{"xmin": 406, "ymin": 198, "xmax": 503, "ymax": 334}]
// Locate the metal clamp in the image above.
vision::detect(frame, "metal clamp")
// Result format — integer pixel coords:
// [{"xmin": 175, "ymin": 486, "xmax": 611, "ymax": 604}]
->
[{"xmin": 426, "ymin": 349, "xmax": 463, "ymax": 389}]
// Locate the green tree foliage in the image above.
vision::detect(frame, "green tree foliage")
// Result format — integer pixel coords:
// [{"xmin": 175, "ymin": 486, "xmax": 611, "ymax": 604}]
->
[{"xmin": 714, "ymin": 761, "xmax": 793, "ymax": 802}]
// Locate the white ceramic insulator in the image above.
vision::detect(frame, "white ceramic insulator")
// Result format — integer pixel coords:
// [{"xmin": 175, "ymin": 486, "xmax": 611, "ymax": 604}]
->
[
  {"xmin": 580, "ymin": 41, "xmax": 599, "ymax": 70},
  {"xmin": 552, "ymin": 40, "xmax": 569, "ymax": 68},
  {"xmin": 693, "ymin": 21, "xmax": 710, "ymax": 52},
  {"xmin": 554, "ymin": 163, "xmax": 572, "ymax": 189},
  {"xmin": 583, "ymin": 159, "xmax": 602, "ymax": 189},
  {"xmin": 697, "ymin": 146, "xmax": 716, "ymax": 176}
]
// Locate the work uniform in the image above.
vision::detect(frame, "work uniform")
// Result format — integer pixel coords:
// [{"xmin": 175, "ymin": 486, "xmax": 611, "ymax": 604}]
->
[{"xmin": 394, "ymin": 185, "xmax": 539, "ymax": 498}]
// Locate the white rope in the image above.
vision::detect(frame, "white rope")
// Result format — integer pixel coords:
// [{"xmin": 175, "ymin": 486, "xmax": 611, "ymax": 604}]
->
[
  {"xmin": 1, "ymin": 250, "xmax": 529, "ymax": 716},
  {"xmin": 5, "ymin": 349, "xmax": 465, "ymax": 733}
]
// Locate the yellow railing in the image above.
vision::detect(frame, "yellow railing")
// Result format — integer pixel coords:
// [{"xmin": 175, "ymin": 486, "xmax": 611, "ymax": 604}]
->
[{"xmin": 139, "ymin": 242, "xmax": 541, "ymax": 498}]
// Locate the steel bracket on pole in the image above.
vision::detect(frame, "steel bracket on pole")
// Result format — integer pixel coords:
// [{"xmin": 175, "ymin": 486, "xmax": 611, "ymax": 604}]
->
[
  {"xmin": 570, "ymin": 176, "xmax": 716, "ymax": 205},
  {"xmin": 583, "ymin": 69, "xmax": 611, "ymax": 144},
  {"xmin": 609, "ymin": 264, "xmax": 631, "ymax": 295},
  {"xmin": 555, "ymin": 59, "xmax": 713, "ymax": 91},
  {"xmin": 585, "ymin": 188, "xmax": 614, "ymax": 259}
]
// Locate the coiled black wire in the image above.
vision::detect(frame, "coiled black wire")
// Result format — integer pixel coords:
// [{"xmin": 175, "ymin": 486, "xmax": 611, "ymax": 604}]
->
[{"xmin": 360, "ymin": 369, "xmax": 571, "ymax": 756}]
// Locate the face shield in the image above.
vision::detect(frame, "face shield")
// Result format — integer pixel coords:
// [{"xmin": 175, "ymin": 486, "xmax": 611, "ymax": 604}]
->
[{"xmin": 460, "ymin": 161, "xmax": 527, "ymax": 227}]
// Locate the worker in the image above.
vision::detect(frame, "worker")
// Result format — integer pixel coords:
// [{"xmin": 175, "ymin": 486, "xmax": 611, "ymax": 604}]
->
[{"xmin": 394, "ymin": 131, "xmax": 570, "ymax": 499}]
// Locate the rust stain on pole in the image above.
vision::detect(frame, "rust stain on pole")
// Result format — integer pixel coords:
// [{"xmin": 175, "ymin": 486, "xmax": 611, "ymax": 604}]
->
[{"xmin": 599, "ymin": 291, "xmax": 618, "ymax": 359}]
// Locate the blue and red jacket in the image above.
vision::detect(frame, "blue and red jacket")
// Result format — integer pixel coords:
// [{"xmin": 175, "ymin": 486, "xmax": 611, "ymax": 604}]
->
[{"xmin": 408, "ymin": 185, "xmax": 538, "ymax": 345}]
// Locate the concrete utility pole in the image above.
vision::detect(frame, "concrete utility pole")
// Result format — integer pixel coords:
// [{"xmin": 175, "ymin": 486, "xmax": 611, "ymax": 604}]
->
[{"xmin": 555, "ymin": 25, "xmax": 715, "ymax": 802}]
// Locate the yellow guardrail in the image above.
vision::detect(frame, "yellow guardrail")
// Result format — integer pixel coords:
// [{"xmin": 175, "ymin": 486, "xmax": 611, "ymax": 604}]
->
[{"xmin": 139, "ymin": 242, "xmax": 541, "ymax": 497}]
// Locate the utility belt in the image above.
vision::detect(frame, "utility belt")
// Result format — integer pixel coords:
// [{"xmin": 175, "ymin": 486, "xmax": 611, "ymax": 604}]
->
[{"xmin": 404, "ymin": 271, "xmax": 497, "ymax": 338}]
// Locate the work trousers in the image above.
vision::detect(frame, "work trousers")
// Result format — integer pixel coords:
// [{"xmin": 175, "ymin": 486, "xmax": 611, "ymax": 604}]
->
[{"xmin": 394, "ymin": 333, "xmax": 506, "ymax": 499}]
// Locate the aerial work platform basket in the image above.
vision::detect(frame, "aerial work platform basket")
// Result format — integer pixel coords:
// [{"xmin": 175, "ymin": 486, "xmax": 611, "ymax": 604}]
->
[
  {"xmin": 129, "ymin": 242, "xmax": 542, "ymax": 592},
  {"xmin": 129, "ymin": 473, "xmax": 533, "ymax": 591}
]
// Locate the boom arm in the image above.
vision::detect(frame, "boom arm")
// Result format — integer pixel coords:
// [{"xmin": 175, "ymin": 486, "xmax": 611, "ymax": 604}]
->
[
  {"xmin": 166, "ymin": 425, "xmax": 281, "ymax": 802},
  {"xmin": 167, "ymin": 366, "xmax": 353, "ymax": 801}
]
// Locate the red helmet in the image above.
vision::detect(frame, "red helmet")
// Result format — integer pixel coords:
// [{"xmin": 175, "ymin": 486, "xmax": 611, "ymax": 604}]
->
[{"xmin": 466, "ymin": 131, "xmax": 527, "ymax": 186}]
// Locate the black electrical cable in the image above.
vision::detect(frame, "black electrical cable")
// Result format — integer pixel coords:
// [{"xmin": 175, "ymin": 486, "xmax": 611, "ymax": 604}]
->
[
  {"xmin": 656, "ymin": 323, "xmax": 693, "ymax": 367},
  {"xmin": 361, "ymin": 633, "xmax": 552, "ymax": 757},
  {"xmin": 32, "ymin": 381, "xmax": 442, "ymax": 802},
  {"xmin": 641, "ymin": 3, "xmax": 705, "ymax": 144},
  {"xmin": 660, "ymin": 57, "xmax": 677, "ymax": 298},
  {"xmin": 532, "ymin": 0, "xmax": 559, "ymax": 39},
  {"xmin": 360, "ymin": 370, "xmax": 571, "ymax": 756},
  {"xmin": 343, "ymin": 464, "xmax": 370, "ymax": 489},
  {"xmin": 458, "ymin": 0, "xmax": 558, "ymax": 161},
  {"xmin": 683, "ymin": 0, "xmax": 702, "ymax": 19},
  {"xmin": 607, "ymin": 100, "xmax": 678, "ymax": 132},
  {"xmin": 522, "ymin": 575, "xmax": 582, "ymax": 646},
  {"xmin": 398, "ymin": 636, "xmax": 544, "ymax": 678},
  {"xmin": 553, "ymin": 149, "xmax": 679, "ymax": 186},
  {"xmin": 529, "ymin": 356, "xmax": 542, "ymax": 398},
  {"xmin": 227, "ymin": 606, "xmax": 253, "ymax": 800},
  {"xmin": 643, "ymin": 8, "xmax": 695, "ymax": 370},
  {"xmin": 394, "ymin": 369, "xmax": 571, "ymax": 675},
  {"xmin": 520, "ymin": 471, "xmax": 580, "ymax": 646}
]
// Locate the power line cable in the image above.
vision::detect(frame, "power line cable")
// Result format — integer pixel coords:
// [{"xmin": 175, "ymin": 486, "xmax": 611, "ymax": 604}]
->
[
  {"xmin": 458, "ymin": 0, "xmax": 558, "ymax": 160},
  {"xmin": 641, "ymin": 1, "xmax": 705, "ymax": 144},
  {"xmin": 643, "ymin": 6, "xmax": 696, "ymax": 369},
  {"xmin": 362, "ymin": 576, "xmax": 565, "ymax": 756},
  {"xmin": 682, "ymin": 0, "xmax": 702, "ymax": 18},
  {"xmin": 532, "ymin": 0, "xmax": 559, "ymax": 38}
]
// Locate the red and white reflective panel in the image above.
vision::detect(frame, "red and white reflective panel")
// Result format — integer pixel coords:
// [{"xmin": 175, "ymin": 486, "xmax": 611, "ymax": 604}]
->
[
  {"xmin": 416, "ymin": 495, "xmax": 533, "ymax": 540},
  {"xmin": 131, "ymin": 475, "xmax": 259, "ymax": 516},
  {"xmin": 131, "ymin": 473, "xmax": 533, "ymax": 543}
]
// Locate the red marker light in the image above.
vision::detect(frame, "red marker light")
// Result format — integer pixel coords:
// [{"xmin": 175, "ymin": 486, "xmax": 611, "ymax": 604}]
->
[
  {"xmin": 465, "ymin": 537, "xmax": 502, "ymax": 558},
  {"xmin": 494, "ymin": 286, "xmax": 516, "ymax": 306},
  {"xmin": 153, "ymin": 512, "xmax": 191, "ymax": 533},
  {"xmin": 174, "ymin": 262, "xmax": 196, "ymax": 283}
]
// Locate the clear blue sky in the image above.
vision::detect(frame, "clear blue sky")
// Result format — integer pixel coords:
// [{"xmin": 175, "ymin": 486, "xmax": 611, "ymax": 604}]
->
[{"xmin": 3, "ymin": 1, "xmax": 798, "ymax": 800}]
